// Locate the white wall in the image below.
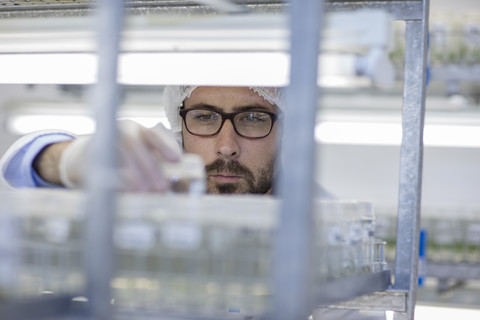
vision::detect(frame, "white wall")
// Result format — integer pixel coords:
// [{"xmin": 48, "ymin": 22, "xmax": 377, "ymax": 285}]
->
[{"xmin": 317, "ymin": 143, "xmax": 480, "ymax": 210}]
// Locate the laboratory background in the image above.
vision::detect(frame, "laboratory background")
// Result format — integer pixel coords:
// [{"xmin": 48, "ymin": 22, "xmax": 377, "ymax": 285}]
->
[{"xmin": 0, "ymin": 0, "xmax": 479, "ymax": 319}]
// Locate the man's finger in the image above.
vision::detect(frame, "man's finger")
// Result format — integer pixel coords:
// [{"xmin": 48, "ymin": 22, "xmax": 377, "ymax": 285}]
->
[{"xmin": 142, "ymin": 123, "xmax": 182, "ymax": 162}]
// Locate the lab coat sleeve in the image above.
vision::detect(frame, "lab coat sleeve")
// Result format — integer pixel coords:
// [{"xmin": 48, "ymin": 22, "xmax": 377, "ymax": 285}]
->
[{"xmin": 0, "ymin": 130, "xmax": 75, "ymax": 189}]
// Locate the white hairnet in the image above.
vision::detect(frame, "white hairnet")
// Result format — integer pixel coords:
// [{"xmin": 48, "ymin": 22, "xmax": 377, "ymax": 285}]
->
[{"xmin": 162, "ymin": 86, "xmax": 286, "ymax": 142}]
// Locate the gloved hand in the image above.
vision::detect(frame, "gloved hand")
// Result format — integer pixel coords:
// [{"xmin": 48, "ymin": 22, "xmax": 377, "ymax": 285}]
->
[{"xmin": 58, "ymin": 120, "xmax": 182, "ymax": 192}]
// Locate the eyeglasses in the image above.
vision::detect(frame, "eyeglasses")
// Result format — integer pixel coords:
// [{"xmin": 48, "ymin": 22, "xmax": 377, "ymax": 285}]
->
[{"xmin": 179, "ymin": 107, "xmax": 283, "ymax": 139}]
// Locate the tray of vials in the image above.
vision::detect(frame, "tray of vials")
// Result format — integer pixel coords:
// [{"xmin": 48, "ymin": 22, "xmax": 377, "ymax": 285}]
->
[{"xmin": 0, "ymin": 189, "xmax": 387, "ymax": 318}]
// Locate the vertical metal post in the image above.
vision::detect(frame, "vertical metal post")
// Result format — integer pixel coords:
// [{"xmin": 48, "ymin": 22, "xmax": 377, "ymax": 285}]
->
[
  {"xmin": 272, "ymin": 0, "xmax": 323, "ymax": 319},
  {"xmin": 393, "ymin": 0, "xmax": 429, "ymax": 319},
  {"xmin": 85, "ymin": 0, "xmax": 124, "ymax": 319}
]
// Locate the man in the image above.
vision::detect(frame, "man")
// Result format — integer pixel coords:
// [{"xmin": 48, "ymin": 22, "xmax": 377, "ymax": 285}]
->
[
  {"xmin": 179, "ymin": 86, "xmax": 282, "ymax": 194},
  {"xmin": 0, "ymin": 85, "xmax": 285, "ymax": 195}
]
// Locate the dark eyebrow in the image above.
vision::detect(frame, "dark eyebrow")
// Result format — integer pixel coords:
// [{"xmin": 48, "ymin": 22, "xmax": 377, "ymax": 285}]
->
[
  {"xmin": 232, "ymin": 105, "xmax": 273, "ymax": 112},
  {"xmin": 185, "ymin": 103, "xmax": 274, "ymax": 113},
  {"xmin": 183, "ymin": 103, "xmax": 218, "ymax": 111}
]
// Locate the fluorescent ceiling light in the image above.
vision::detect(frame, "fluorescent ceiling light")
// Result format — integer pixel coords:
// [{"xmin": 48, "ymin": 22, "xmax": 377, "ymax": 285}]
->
[
  {"xmin": 0, "ymin": 52, "xmax": 290, "ymax": 86},
  {"xmin": 119, "ymin": 52, "xmax": 289, "ymax": 86},
  {"xmin": 316, "ymin": 122, "xmax": 401, "ymax": 146},
  {"xmin": 0, "ymin": 52, "xmax": 382, "ymax": 87},
  {"xmin": 0, "ymin": 54, "xmax": 97, "ymax": 84},
  {"xmin": 7, "ymin": 114, "xmax": 170, "ymax": 135},
  {"xmin": 316, "ymin": 122, "xmax": 480, "ymax": 148},
  {"xmin": 424, "ymin": 124, "xmax": 480, "ymax": 148},
  {"xmin": 7, "ymin": 114, "xmax": 96, "ymax": 135}
]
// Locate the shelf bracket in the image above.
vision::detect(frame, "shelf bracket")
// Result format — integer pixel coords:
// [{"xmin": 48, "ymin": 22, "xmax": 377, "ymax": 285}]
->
[{"xmin": 393, "ymin": 0, "xmax": 430, "ymax": 319}]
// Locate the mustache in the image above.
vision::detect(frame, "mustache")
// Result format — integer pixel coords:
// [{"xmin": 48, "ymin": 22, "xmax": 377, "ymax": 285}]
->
[{"xmin": 205, "ymin": 158, "xmax": 254, "ymax": 181}]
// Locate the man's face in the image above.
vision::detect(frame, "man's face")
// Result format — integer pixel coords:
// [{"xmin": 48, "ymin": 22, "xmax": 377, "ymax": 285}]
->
[{"xmin": 182, "ymin": 86, "xmax": 281, "ymax": 194}]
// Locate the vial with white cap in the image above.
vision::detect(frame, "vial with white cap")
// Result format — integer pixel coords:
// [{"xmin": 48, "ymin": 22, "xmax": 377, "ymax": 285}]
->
[{"xmin": 162, "ymin": 153, "xmax": 206, "ymax": 195}]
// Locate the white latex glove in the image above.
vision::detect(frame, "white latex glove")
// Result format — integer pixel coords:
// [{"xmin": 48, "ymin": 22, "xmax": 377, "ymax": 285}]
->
[{"xmin": 58, "ymin": 120, "xmax": 182, "ymax": 192}]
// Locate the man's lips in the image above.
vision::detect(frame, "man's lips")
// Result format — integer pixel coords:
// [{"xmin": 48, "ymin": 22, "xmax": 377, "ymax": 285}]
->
[{"xmin": 208, "ymin": 173, "xmax": 242, "ymax": 183}]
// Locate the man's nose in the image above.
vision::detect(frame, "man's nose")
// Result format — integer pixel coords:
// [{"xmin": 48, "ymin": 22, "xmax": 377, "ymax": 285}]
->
[{"xmin": 216, "ymin": 119, "xmax": 240, "ymax": 160}]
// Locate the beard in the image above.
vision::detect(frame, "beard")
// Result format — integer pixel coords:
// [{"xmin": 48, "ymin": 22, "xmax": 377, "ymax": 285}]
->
[{"xmin": 205, "ymin": 158, "xmax": 274, "ymax": 194}]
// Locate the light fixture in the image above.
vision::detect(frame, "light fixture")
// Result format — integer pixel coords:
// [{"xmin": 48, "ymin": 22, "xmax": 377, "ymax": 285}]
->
[
  {"xmin": 316, "ymin": 121, "xmax": 480, "ymax": 148},
  {"xmin": 0, "ymin": 11, "xmax": 394, "ymax": 87},
  {"xmin": 6, "ymin": 113, "xmax": 170, "ymax": 135},
  {"xmin": 0, "ymin": 53, "xmax": 97, "ymax": 84},
  {"xmin": 118, "ymin": 52, "xmax": 289, "ymax": 86},
  {"xmin": 7, "ymin": 114, "xmax": 96, "ymax": 135}
]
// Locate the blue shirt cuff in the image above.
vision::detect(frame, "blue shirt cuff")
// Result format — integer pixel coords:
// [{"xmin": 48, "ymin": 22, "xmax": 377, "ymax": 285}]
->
[{"xmin": 25, "ymin": 133, "xmax": 75, "ymax": 187}]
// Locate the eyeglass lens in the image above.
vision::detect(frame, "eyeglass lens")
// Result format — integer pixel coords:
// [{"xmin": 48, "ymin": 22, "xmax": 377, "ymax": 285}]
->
[{"xmin": 184, "ymin": 109, "xmax": 274, "ymax": 138}]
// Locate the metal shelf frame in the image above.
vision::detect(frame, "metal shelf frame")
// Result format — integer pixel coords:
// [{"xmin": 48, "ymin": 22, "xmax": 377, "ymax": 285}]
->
[
  {"xmin": 392, "ymin": 2, "xmax": 429, "ymax": 319},
  {"xmin": 323, "ymin": 2, "xmax": 430, "ymax": 320},
  {"xmin": 0, "ymin": 0, "xmax": 430, "ymax": 320}
]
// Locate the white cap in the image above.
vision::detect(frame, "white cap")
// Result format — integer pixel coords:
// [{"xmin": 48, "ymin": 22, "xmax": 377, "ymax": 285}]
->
[{"xmin": 162, "ymin": 153, "xmax": 206, "ymax": 194}]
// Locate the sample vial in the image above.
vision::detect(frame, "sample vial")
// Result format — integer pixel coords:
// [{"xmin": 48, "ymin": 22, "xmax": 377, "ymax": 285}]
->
[{"xmin": 162, "ymin": 153, "xmax": 206, "ymax": 195}]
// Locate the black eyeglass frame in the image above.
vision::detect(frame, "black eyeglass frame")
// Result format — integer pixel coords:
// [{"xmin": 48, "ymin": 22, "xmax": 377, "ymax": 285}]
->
[{"xmin": 179, "ymin": 107, "xmax": 283, "ymax": 139}]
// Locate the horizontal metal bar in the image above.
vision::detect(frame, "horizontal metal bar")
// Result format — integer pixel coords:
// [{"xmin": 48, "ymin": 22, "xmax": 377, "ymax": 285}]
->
[
  {"xmin": 325, "ymin": 290, "xmax": 407, "ymax": 312},
  {"xmin": 0, "ymin": 0, "xmax": 281, "ymax": 12},
  {"xmin": 314, "ymin": 270, "xmax": 392, "ymax": 307},
  {"xmin": 1, "ymin": 0, "xmax": 424, "ymax": 21},
  {"xmin": 114, "ymin": 309, "xmax": 257, "ymax": 320},
  {"xmin": 326, "ymin": 1, "xmax": 423, "ymax": 20},
  {"xmin": 0, "ymin": 0, "xmax": 283, "ymax": 18},
  {"xmin": 0, "ymin": 295, "xmax": 81, "ymax": 320}
]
